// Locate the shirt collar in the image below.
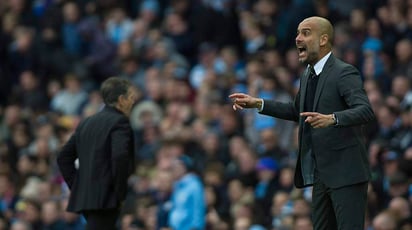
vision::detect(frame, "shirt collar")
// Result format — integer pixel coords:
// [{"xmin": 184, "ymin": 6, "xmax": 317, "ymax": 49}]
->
[{"xmin": 309, "ymin": 51, "xmax": 332, "ymax": 76}]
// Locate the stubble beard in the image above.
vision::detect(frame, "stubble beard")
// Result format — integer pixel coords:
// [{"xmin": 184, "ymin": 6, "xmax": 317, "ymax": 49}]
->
[{"xmin": 306, "ymin": 51, "xmax": 319, "ymax": 66}]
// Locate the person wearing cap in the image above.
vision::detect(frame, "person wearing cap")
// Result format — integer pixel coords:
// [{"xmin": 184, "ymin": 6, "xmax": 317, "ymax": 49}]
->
[
  {"xmin": 168, "ymin": 155, "xmax": 206, "ymax": 230},
  {"xmin": 230, "ymin": 16, "xmax": 375, "ymax": 229}
]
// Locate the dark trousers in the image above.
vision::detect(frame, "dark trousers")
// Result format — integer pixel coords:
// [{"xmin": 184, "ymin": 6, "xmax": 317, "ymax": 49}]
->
[
  {"xmin": 83, "ymin": 208, "xmax": 119, "ymax": 230},
  {"xmin": 312, "ymin": 179, "xmax": 368, "ymax": 230}
]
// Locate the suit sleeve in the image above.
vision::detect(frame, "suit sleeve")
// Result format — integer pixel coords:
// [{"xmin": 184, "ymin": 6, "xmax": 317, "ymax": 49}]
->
[
  {"xmin": 334, "ymin": 66, "xmax": 375, "ymax": 126},
  {"xmin": 110, "ymin": 117, "xmax": 135, "ymax": 200},
  {"xmin": 57, "ymin": 133, "xmax": 78, "ymax": 189},
  {"xmin": 260, "ymin": 91, "xmax": 300, "ymax": 122}
]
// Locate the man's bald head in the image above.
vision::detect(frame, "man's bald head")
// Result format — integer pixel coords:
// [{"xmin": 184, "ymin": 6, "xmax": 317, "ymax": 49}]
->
[{"xmin": 303, "ymin": 16, "xmax": 334, "ymax": 47}]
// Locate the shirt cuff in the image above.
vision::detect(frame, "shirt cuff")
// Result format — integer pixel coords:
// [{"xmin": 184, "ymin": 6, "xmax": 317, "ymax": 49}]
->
[
  {"xmin": 257, "ymin": 99, "xmax": 264, "ymax": 112},
  {"xmin": 333, "ymin": 113, "xmax": 339, "ymax": 125}
]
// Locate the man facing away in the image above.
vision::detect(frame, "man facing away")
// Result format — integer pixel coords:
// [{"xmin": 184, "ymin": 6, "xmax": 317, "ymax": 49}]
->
[
  {"xmin": 57, "ymin": 77, "xmax": 138, "ymax": 230},
  {"xmin": 229, "ymin": 16, "xmax": 375, "ymax": 230}
]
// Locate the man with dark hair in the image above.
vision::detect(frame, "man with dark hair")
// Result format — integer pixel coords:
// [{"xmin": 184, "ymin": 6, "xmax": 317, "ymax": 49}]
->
[
  {"xmin": 57, "ymin": 77, "xmax": 138, "ymax": 230},
  {"xmin": 230, "ymin": 16, "xmax": 375, "ymax": 229}
]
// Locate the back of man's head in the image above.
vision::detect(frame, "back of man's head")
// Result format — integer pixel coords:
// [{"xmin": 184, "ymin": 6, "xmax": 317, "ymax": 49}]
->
[{"xmin": 100, "ymin": 77, "xmax": 131, "ymax": 107}]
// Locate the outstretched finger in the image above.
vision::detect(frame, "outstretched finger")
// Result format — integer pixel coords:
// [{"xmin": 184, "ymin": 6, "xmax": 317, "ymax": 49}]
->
[
  {"xmin": 229, "ymin": 93, "xmax": 246, "ymax": 99},
  {"xmin": 300, "ymin": 112, "xmax": 319, "ymax": 117}
]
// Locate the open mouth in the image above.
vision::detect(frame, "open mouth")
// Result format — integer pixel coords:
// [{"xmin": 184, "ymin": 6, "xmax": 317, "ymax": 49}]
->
[
  {"xmin": 297, "ymin": 47, "xmax": 306, "ymax": 54},
  {"xmin": 297, "ymin": 46, "xmax": 307, "ymax": 57}
]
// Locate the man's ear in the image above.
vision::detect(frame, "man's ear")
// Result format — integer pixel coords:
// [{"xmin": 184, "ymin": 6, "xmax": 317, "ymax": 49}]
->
[
  {"xmin": 320, "ymin": 34, "xmax": 328, "ymax": 47},
  {"xmin": 118, "ymin": 94, "xmax": 126, "ymax": 105}
]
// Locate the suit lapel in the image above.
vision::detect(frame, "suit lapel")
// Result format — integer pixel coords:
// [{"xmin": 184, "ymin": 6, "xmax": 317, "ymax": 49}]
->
[{"xmin": 313, "ymin": 54, "xmax": 335, "ymax": 111}]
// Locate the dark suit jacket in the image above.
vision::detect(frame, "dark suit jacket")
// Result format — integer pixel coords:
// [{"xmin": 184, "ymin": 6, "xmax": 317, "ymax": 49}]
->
[
  {"xmin": 57, "ymin": 106, "xmax": 135, "ymax": 212},
  {"xmin": 260, "ymin": 54, "xmax": 375, "ymax": 188}
]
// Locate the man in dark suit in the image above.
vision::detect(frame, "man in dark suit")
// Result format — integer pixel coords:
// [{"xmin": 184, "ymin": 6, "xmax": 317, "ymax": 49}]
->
[
  {"xmin": 229, "ymin": 16, "xmax": 375, "ymax": 230},
  {"xmin": 57, "ymin": 77, "xmax": 138, "ymax": 230}
]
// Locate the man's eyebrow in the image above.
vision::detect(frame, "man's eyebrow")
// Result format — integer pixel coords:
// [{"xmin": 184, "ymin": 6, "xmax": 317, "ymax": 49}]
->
[{"xmin": 297, "ymin": 28, "xmax": 311, "ymax": 33}]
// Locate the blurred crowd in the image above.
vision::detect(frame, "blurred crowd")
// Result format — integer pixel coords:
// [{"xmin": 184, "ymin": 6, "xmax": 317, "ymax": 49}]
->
[{"xmin": 0, "ymin": 0, "xmax": 411, "ymax": 229}]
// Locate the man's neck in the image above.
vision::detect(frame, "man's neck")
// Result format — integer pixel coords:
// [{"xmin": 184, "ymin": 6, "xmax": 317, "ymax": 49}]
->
[{"xmin": 114, "ymin": 104, "xmax": 127, "ymax": 116}]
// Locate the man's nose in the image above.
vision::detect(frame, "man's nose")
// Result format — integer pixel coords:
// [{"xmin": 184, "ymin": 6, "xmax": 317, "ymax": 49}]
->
[{"xmin": 296, "ymin": 34, "xmax": 302, "ymax": 43}]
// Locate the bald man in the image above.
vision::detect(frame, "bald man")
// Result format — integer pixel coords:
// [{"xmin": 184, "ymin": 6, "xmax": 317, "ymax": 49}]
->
[{"xmin": 230, "ymin": 16, "xmax": 375, "ymax": 229}]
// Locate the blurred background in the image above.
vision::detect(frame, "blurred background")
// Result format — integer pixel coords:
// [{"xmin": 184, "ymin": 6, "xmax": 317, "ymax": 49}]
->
[{"xmin": 0, "ymin": 0, "xmax": 411, "ymax": 229}]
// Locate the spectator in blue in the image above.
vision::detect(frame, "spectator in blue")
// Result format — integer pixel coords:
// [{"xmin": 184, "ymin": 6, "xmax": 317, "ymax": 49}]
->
[
  {"xmin": 0, "ymin": 174, "xmax": 19, "ymax": 220},
  {"xmin": 254, "ymin": 156, "xmax": 279, "ymax": 227},
  {"xmin": 61, "ymin": 2, "xmax": 83, "ymax": 58},
  {"xmin": 50, "ymin": 74, "xmax": 88, "ymax": 116},
  {"xmin": 168, "ymin": 155, "xmax": 206, "ymax": 230},
  {"xmin": 105, "ymin": 8, "xmax": 134, "ymax": 45}
]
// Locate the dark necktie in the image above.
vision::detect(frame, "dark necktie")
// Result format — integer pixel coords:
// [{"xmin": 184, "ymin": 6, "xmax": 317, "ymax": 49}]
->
[
  {"xmin": 304, "ymin": 66, "xmax": 318, "ymax": 112},
  {"xmin": 302, "ymin": 66, "xmax": 318, "ymax": 179}
]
